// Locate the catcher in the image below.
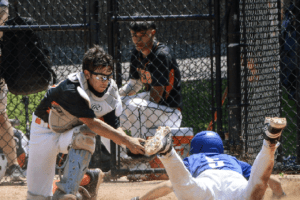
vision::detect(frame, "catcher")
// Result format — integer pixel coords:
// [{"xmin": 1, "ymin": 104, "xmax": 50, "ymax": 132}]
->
[
  {"xmin": 137, "ymin": 117, "xmax": 286, "ymax": 200},
  {"xmin": 26, "ymin": 45, "xmax": 145, "ymax": 200}
]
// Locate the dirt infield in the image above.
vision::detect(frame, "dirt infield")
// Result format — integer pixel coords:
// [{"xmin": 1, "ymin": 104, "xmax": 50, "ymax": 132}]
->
[{"xmin": 0, "ymin": 175, "xmax": 300, "ymax": 200}]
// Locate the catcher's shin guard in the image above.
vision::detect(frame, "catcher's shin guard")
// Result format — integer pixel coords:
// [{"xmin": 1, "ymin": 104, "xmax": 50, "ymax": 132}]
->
[{"xmin": 54, "ymin": 125, "xmax": 96, "ymax": 199}]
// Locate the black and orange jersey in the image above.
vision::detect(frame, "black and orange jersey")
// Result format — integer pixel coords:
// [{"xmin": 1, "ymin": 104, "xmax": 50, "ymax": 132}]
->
[
  {"xmin": 34, "ymin": 78, "xmax": 120, "ymax": 129},
  {"xmin": 130, "ymin": 41, "xmax": 182, "ymax": 109}
]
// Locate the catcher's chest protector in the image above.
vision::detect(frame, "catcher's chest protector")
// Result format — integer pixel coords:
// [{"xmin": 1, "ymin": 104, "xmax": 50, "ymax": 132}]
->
[
  {"xmin": 68, "ymin": 72, "xmax": 123, "ymax": 118},
  {"xmin": 1, "ymin": 16, "xmax": 56, "ymax": 95}
]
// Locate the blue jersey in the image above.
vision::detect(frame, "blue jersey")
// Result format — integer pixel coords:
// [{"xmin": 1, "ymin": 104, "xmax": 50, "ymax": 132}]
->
[{"xmin": 183, "ymin": 153, "xmax": 252, "ymax": 180}]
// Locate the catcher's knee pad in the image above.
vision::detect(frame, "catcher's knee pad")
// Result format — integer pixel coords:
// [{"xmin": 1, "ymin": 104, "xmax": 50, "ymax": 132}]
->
[
  {"xmin": 26, "ymin": 191, "xmax": 52, "ymax": 200},
  {"xmin": 72, "ymin": 125, "xmax": 96, "ymax": 154},
  {"xmin": 55, "ymin": 125, "xmax": 95, "ymax": 196}
]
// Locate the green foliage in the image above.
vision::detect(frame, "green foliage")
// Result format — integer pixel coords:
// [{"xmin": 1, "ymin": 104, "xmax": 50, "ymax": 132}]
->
[
  {"xmin": 181, "ymin": 79, "xmax": 228, "ymax": 135},
  {"xmin": 181, "ymin": 80, "xmax": 212, "ymax": 134},
  {"xmin": 124, "ymin": 130, "xmax": 131, "ymax": 136},
  {"xmin": 280, "ymin": 89, "xmax": 298, "ymax": 157},
  {"xmin": 6, "ymin": 91, "xmax": 46, "ymax": 133},
  {"xmin": 279, "ymin": 172, "xmax": 285, "ymax": 177}
]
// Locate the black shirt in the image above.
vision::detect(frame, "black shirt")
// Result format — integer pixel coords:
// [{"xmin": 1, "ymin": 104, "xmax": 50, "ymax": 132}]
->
[
  {"xmin": 34, "ymin": 79, "xmax": 120, "ymax": 129},
  {"xmin": 130, "ymin": 42, "xmax": 182, "ymax": 109}
]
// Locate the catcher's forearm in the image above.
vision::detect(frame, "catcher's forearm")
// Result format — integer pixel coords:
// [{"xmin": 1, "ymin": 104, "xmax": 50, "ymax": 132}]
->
[
  {"xmin": 119, "ymin": 79, "xmax": 143, "ymax": 96},
  {"xmin": 80, "ymin": 117, "xmax": 131, "ymax": 147},
  {"xmin": 140, "ymin": 180, "xmax": 173, "ymax": 200}
]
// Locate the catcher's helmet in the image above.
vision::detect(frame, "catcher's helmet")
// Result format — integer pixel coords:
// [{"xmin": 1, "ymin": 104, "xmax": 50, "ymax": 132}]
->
[
  {"xmin": 0, "ymin": 153, "xmax": 8, "ymax": 180},
  {"xmin": 190, "ymin": 131, "xmax": 224, "ymax": 155}
]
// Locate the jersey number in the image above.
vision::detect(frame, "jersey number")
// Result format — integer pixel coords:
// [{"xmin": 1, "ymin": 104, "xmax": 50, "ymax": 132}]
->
[{"xmin": 205, "ymin": 157, "xmax": 225, "ymax": 169}]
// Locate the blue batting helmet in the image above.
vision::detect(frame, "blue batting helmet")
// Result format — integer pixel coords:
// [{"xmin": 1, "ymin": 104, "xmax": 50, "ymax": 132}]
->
[{"xmin": 189, "ymin": 131, "xmax": 224, "ymax": 155}]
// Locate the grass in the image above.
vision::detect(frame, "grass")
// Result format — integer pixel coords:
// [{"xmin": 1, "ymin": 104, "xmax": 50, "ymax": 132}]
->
[
  {"xmin": 181, "ymin": 79, "xmax": 228, "ymax": 134},
  {"xmin": 6, "ymin": 91, "xmax": 46, "ymax": 134},
  {"xmin": 280, "ymin": 88, "xmax": 299, "ymax": 157}
]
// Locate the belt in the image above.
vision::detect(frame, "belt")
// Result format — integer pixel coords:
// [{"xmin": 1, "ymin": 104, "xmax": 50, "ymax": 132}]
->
[{"xmin": 35, "ymin": 117, "xmax": 50, "ymax": 129}]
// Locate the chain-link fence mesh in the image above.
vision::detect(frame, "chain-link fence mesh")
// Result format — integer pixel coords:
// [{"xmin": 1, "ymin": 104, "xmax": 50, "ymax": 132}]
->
[
  {"xmin": 0, "ymin": 0, "xmax": 299, "ymax": 187},
  {"xmin": 0, "ymin": 0, "xmax": 88, "ymax": 183},
  {"xmin": 239, "ymin": 0, "xmax": 281, "ymax": 164},
  {"xmin": 278, "ymin": 0, "xmax": 300, "ymax": 173},
  {"xmin": 111, "ymin": 0, "xmax": 218, "ymax": 181}
]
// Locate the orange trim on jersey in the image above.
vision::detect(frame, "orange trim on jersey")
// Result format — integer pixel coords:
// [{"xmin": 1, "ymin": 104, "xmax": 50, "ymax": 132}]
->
[
  {"xmin": 50, "ymin": 80, "xmax": 63, "ymax": 88},
  {"xmin": 99, "ymin": 117, "xmax": 104, "ymax": 121},
  {"xmin": 51, "ymin": 101, "xmax": 59, "ymax": 106},
  {"xmin": 165, "ymin": 69, "xmax": 175, "ymax": 99},
  {"xmin": 35, "ymin": 117, "xmax": 41, "ymax": 125}
]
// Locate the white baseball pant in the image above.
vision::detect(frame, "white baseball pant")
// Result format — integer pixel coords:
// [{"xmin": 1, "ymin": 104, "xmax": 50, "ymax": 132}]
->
[
  {"xmin": 159, "ymin": 140, "xmax": 279, "ymax": 200},
  {"xmin": 120, "ymin": 92, "xmax": 182, "ymax": 138},
  {"xmin": 27, "ymin": 114, "xmax": 75, "ymax": 197}
]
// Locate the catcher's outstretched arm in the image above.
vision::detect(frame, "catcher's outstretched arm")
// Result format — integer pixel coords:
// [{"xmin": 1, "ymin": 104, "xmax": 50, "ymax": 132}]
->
[{"xmin": 139, "ymin": 180, "xmax": 173, "ymax": 200}]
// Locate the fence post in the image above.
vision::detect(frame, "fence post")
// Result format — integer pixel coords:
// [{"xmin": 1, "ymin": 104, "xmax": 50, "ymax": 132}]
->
[
  {"xmin": 227, "ymin": 0, "xmax": 242, "ymax": 154},
  {"xmin": 241, "ymin": 0, "xmax": 248, "ymax": 155},
  {"xmin": 107, "ymin": 0, "xmax": 118, "ymax": 179},
  {"xmin": 295, "ymin": 0, "xmax": 300, "ymax": 164},
  {"xmin": 214, "ymin": 0, "xmax": 222, "ymax": 135},
  {"xmin": 209, "ymin": 0, "xmax": 215, "ymax": 132},
  {"xmin": 88, "ymin": 0, "xmax": 99, "ymax": 46},
  {"xmin": 277, "ymin": 0, "xmax": 283, "ymax": 163}
]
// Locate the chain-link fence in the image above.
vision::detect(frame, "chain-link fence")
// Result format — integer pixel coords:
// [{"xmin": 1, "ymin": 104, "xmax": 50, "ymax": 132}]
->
[
  {"xmin": 239, "ymin": 0, "xmax": 281, "ymax": 163},
  {"xmin": 0, "ymin": 0, "xmax": 89, "ymax": 183},
  {"xmin": 0, "ymin": 0, "xmax": 299, "ymax": 187},
  {"xmin": 106, "ymin": 0, "xmax": 221, "ymax": 180},
  {"xmin": 0, "ymin": 0, "xmax": 225, "ymax": 183},
  {"xmin": 277, "ymin": 0, "xmax": 300, "ymax": 173},
  {"xmin": 239, "ymin": 0, "xmax": 300, "ymax": 173}
]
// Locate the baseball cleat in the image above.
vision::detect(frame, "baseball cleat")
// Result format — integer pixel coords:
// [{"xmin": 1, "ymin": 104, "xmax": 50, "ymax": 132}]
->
[
  {"xmin": 144, "ymin": 126, "xmax": 172, "ymax": 156},
  {"xmin": 52, "ymin": 189, "xmax": 78, "ymax": 200},
  {"xmin": 263, "ymin": 117, "xmax": 286, "ymax": 144},
  {"xmin": 79, "ymin": 168, "xmax": 104, "ymax": 200}
]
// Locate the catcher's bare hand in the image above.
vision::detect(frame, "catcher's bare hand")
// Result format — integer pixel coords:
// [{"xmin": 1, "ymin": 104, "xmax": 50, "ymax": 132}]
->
[{"xmin": 127, "ymin": 137, "xmax": 145, "ymax": 155}]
